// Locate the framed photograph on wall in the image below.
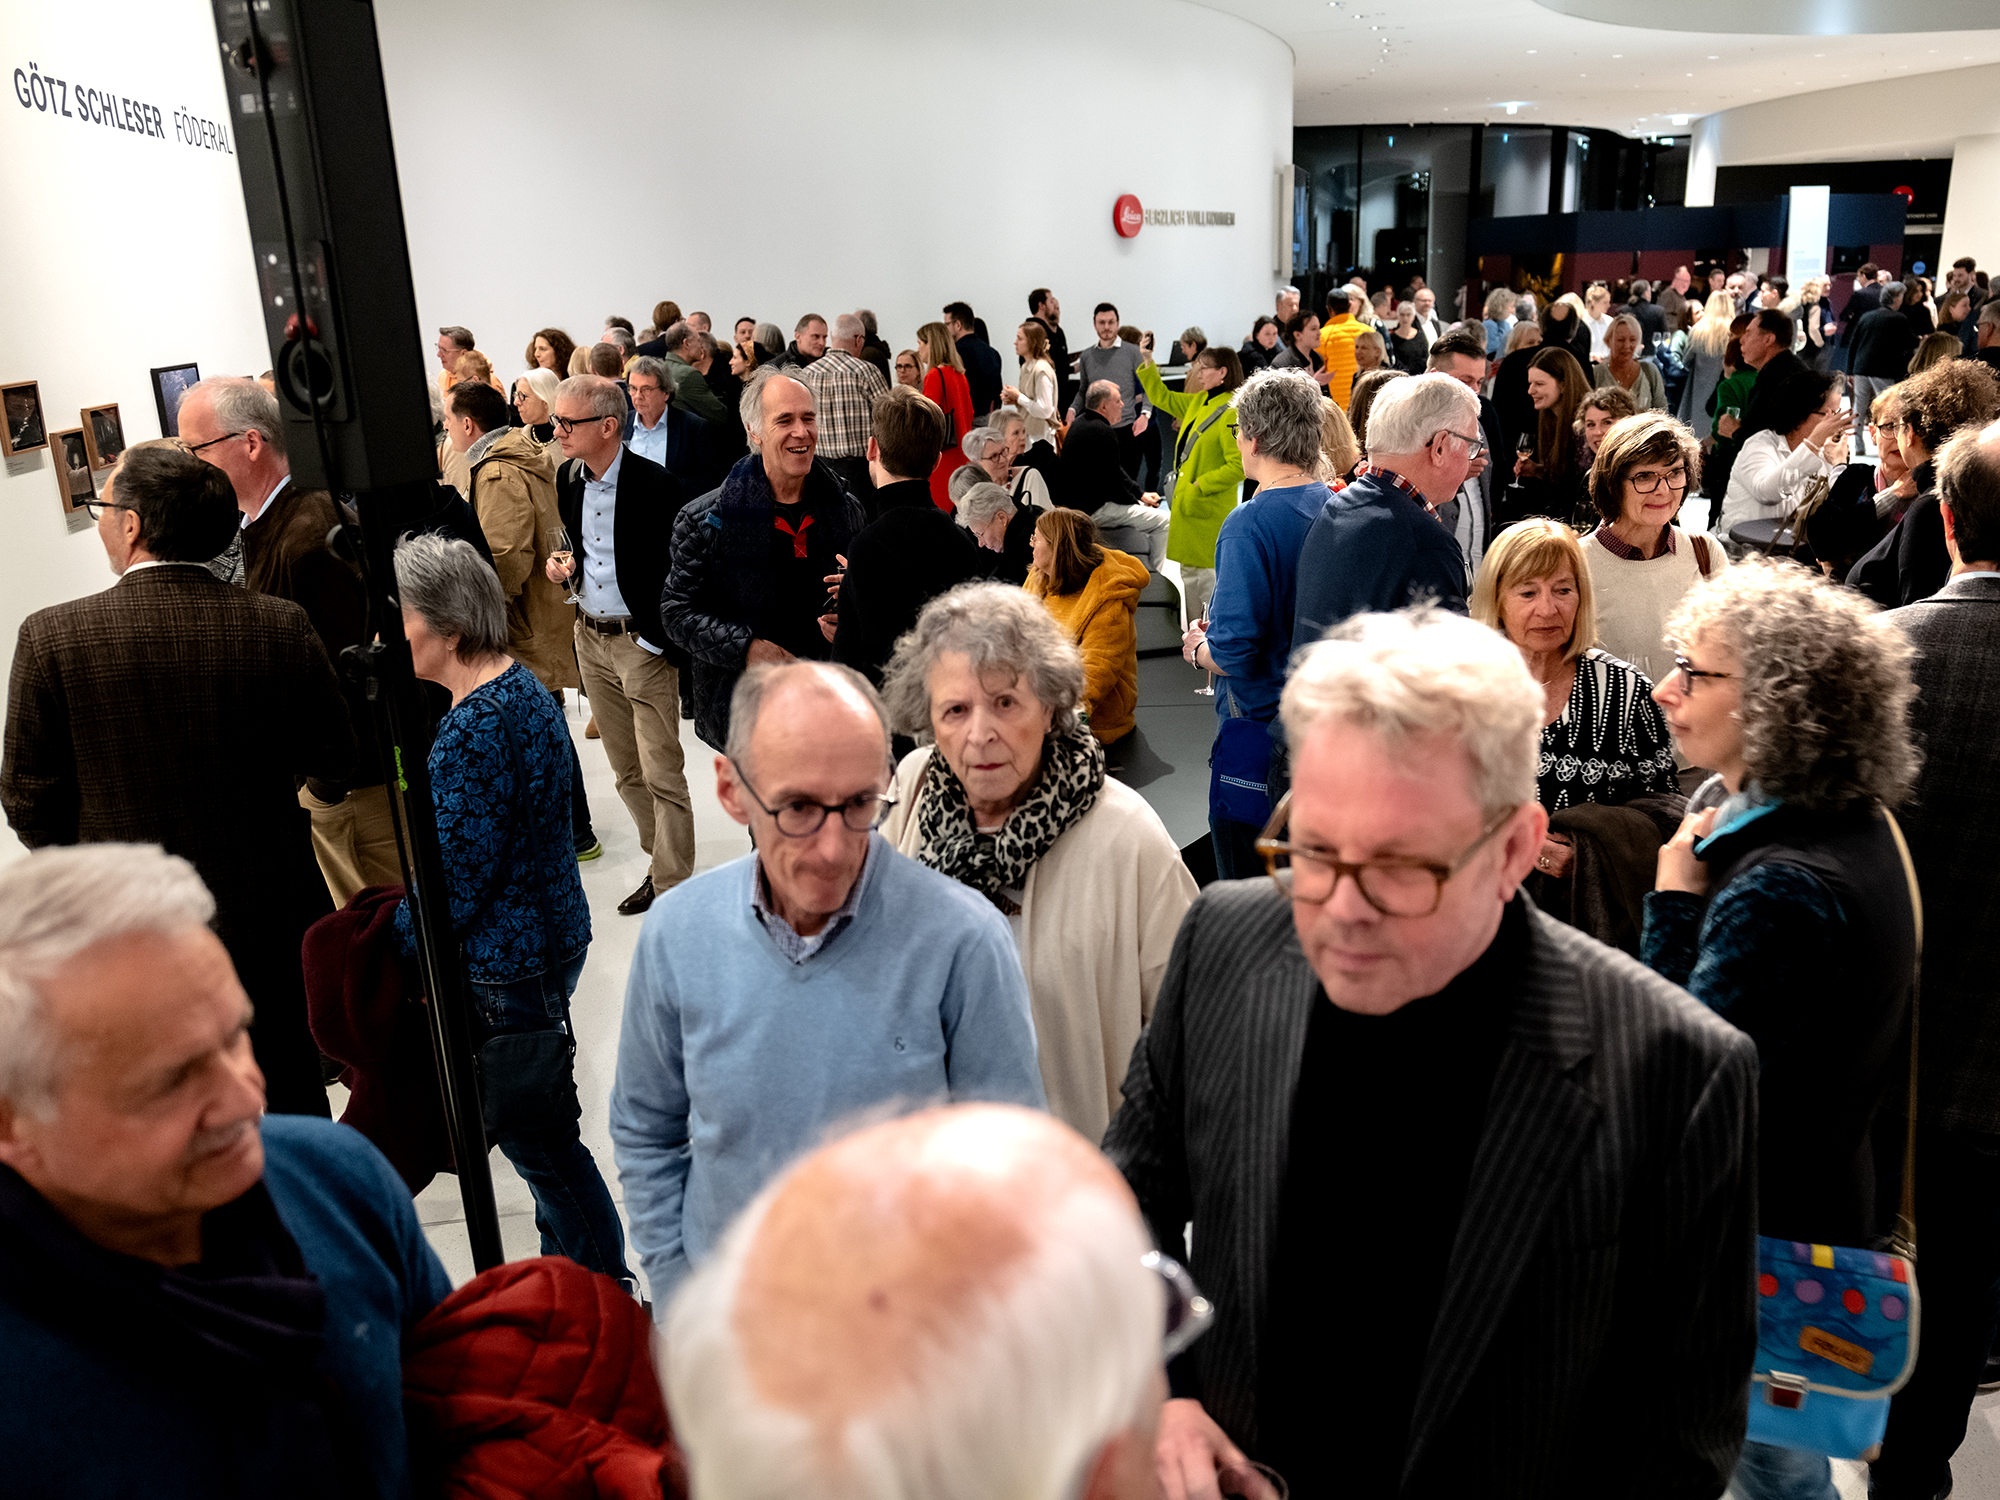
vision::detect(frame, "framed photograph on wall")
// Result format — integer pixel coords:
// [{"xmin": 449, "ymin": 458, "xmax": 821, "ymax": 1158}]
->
[
  {"xmin": 1, "ymin": 380, "xmax": 49, "ymax": 457},
  {"xmin": 151, "ymin": 362, "xmax": 201, "ymax": 438},
  {"xmin": 82, "ymin": 403, "xmax": 126, "ymax": 469},
  {"xmin": 51, "ymin": 428, "xmax": 96, "ymax": 514}
]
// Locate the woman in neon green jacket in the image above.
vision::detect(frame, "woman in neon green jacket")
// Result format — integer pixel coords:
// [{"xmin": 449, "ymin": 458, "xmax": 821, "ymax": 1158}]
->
[{"xmin": 1135, "ymin": 347, "xmax": 1245, "ymax": 620}]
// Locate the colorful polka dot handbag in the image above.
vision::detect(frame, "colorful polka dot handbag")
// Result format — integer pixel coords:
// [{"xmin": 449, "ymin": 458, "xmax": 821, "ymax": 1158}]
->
[
  {"xmin": 1747, "ymin": 1239, "xmax": 1918, "ymax": 1457},
  {"xmin": 1747, "ymin": 807, "xmax": 1923, "ymax": 1460}
]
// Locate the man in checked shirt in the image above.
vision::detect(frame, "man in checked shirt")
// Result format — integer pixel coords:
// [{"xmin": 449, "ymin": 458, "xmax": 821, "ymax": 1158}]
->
[{"xmin": 799, "ymin": 312, "xmax": 890, "ymax": 514}]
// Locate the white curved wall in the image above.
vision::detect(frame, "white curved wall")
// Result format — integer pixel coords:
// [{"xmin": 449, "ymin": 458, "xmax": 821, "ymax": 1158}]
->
[{"xmin": 374, "ymin": 0, "xmax": 1293, "ymax": 377}]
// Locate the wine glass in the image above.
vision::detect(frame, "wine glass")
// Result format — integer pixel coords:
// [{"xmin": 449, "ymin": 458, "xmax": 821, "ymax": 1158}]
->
[
  {"xmin": 1193, "ymin": 596, "xmax": 1215, "ymax": 697},
  {"xmin": 545, "ymin": 522, "xmax": 583, "ymax": 606}
]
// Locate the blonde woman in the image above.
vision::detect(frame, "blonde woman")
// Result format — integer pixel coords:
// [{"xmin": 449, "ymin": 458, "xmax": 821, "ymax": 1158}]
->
[
  {"xmin": 1001, "ymin": 321, "xmax": 1060, "ymax": 441},
  {"xmin": 1592, "ymin": 314, "xmax": 1668, "ymax": 411},
  {"xmin": 1471, "ymin": 518, "xmax": 1679, "ymax": 829},
  {"xmin": 1351, "ymin": 327, "xmax": 1388, "ymax": 377},
  {"xmin": 1675, "ymin": 291, "xmax": 1738, "ymax": 439},
  {"xmin": 510, "ymin": 367, "xmax": 564, "ymax": 461},
  {"xmin": 1584, "ymin": 284, "xmax": 1616, "ymax": 359}
]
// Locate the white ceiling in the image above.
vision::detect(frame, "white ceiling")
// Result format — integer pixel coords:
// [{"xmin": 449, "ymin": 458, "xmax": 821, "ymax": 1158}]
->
[{"xmin": 1192, "ymin": 0, "xmax": 2000, "ymax": 139}]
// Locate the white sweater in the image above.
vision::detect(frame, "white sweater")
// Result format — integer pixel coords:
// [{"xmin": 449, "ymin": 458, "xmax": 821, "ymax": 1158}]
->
[
  {"xmin": 1581, "ymin": 526, "xmax": 1727, "ymax": 694},
  {"xmin": 1015, "ymin": 359, "xmax": 1059, "ymax": 438},
  {"xmin": 881, "ymin": 747, "xmax": 1196, "ymax": 1142},
  {"xmin": 1718, "ymin": 429, "xmax": 1835, "ymax": 537}
]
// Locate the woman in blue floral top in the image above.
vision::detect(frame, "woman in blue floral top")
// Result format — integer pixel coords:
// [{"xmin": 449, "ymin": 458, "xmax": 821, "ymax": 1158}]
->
[
  {"xmin": 392, "ymin": 535, "xmax": 627, "ymax": 1287},
  {"xmin": 1472, "ymin": 519, "xmax": 1680, "ymax": 878}
]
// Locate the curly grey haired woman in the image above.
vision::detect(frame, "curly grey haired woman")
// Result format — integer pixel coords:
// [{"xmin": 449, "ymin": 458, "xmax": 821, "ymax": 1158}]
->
[
  {"xmin": 1640, "ymin": 557, "xmax": 1920, "ymax": 1500},
  {"xmin": 878, "ymin": 582, "xmax": 1195, "ymax": 1140}
]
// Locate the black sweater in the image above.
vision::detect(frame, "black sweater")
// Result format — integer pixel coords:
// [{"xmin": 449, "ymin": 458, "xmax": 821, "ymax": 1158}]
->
[{"xmin": 832, "ymin": 479, "xmax": 981, "ymax": 685}]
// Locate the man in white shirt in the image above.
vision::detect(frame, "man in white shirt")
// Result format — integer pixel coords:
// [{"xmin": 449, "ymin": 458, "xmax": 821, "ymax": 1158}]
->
[{"xmin": 1412, "ymin": 288, "xmax": 1444, "ymax": 344}]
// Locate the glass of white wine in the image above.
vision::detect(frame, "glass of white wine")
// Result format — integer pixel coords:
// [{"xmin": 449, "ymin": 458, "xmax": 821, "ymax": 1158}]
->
[{"xmin": 546, "ymin": 523, "xmax": 583, "ymax": 606}]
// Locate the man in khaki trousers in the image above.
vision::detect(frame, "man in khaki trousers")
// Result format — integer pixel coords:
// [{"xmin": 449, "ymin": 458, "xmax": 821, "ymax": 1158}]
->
[{"xmin": 548, "ymin": 375, "xmax": 695, "ymax": 915}]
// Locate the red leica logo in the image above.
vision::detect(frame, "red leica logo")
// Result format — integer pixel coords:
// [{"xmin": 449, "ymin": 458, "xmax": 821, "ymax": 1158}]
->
[{"xmin": 1114, "ymin": 194, "xmax": 1143, "ymax": 238}]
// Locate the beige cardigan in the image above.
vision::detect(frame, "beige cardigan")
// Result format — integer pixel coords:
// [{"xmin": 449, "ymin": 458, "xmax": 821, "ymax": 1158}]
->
[{"xmin": 881, "ymin": 747, "xmax": 1197, "ymax": 1142}]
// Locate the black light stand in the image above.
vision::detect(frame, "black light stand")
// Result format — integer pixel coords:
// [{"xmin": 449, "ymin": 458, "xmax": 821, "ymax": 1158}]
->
[{"xmin": 209, "ymin": 0, "xmax": 503, "ymax": 1270}]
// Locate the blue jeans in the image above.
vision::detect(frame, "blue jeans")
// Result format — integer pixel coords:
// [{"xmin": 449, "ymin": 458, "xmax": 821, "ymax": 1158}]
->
[
  {"xmin": 1732, "ymin": 1439, "xmax": 1838, "ymax": 1500},
  {"xmin": 470, "ymin": 951, "xmax": 630, "ymax": 1286}
]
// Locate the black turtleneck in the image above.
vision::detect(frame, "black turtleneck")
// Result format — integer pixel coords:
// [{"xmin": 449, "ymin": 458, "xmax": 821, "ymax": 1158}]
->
[
  {"xmin": 1256, "ymin": 897, "xmax": 1529, "ymax": 1499},
  {"xmin": 832, "ymin": 477, "xmax": 980, "ymax": 685}
]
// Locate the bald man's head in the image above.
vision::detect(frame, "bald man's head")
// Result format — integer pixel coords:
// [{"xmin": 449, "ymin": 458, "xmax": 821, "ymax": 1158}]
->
[{"xmin": 665, "ymin": 1105, "xmax": 1165, "ymax": 1500}]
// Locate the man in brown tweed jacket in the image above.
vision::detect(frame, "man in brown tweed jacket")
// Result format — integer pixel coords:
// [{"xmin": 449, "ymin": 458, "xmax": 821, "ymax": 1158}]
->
[{"xmin": 2, "ymin": 446, "xmax": 355, "ymax": 1115}]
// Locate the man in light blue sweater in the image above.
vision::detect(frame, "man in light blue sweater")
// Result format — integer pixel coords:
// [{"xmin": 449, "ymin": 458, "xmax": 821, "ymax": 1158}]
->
[{"xmin": 610, "ymin": 661, "xmax": 1044, "ymax": 1308}]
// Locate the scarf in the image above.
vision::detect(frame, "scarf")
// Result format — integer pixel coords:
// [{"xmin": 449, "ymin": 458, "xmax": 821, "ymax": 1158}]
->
[
  {"xmin": 914, "ymin": 724, "xmax": 1105, "ymax": 913},
  {"xmin": 0, "ymin": 1159, "xmax": 366, "ymax": 1499}
]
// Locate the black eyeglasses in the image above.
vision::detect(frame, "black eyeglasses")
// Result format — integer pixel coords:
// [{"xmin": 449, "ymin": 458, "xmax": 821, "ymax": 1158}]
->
[
  {"xmin": 81, "ymin": 497, "xmax": 133, "ymax": 517},
  {"xmin": 1436, "ymin": 429, "xmax": 1487, "ymax": 459},
  {"xmin": 1670, "ymin": 654, "xmax": 1737, "ymax": 695},
  {"xmin": 1256, "ymin": 793, "xmax": 1518, "ymax": 916},
  {"xmin": 1145, "ymin": 1252, "xmax": 1215, "ymax": 1360},
  {"xmin": 174, "ymin": 431, "xmax": 246, "ymax": 457},
  {"xmin": 1627, "ymin": 466, "xmax": 1690, "ymax": 494},
  {"xmin": 727, "ymin": 758, "xmax": 898, "ymax": 838},
  {"xmin": 551, "ymin": 413, "xmax": 614, "ymax": 434}
]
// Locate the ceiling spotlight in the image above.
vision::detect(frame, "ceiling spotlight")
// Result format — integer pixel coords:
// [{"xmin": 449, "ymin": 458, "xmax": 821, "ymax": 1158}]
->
[
  {"xmin": 1671, "ymin": 113, "xmax": 1691, "ymax": 125},
  {"xmin": 1506, "ymin": 102, "xmax": 1520, "ymax": 114}
]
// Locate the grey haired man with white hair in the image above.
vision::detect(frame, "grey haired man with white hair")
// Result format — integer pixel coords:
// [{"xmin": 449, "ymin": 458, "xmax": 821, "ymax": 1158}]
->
[
  {"xmin": 665, "ymin": 1103, "xmax": 1173, "ymax": 1500},
  {"xmin": 1293, "ymin": 372, "xmax": 1482, "ymax": 642},
  {"xmin": 0, "ymin": 843, "xmax": 451, "ymax": 1497},
  {"xmin": 1106, "ymin": 606, "xmax": 1759, "ymax": 1498},
  {"xmin": 798, "ymin": 312, "xmax": 890, "ymax": 506}
]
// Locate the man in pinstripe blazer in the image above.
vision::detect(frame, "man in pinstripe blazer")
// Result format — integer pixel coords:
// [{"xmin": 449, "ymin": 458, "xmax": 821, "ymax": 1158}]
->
[{"xmin": 1105, "ymin": 608, "xmax": 1759, "ymax": 1500}]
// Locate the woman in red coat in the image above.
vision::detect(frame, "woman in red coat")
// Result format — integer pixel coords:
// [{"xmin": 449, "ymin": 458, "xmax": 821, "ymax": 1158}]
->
[{"xmin": 918, "ymin": 320, "xmax": 974, "ymax": 511}]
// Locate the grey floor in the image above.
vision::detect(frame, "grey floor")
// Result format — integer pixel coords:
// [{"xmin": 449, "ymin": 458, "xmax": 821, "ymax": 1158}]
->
[{"xmin": 386, "ymin": 555, "xmax": 2000, "ymax": 1499}]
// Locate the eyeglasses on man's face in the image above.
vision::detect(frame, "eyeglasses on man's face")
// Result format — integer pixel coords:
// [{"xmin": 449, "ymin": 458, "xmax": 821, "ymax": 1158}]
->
[
  {"xmin": 174, "ymin": 431, "xmax": 247, "ymax": 458},
  {"xmin": 551, "ymin": 413, "xmax": 614, "ymax": 435},
  {"xmin": 727, "ymin": 758, "xmax": 898, "ymax": 839},
  {"xmin": 1669, "ymin": 653, "xmax": 1737, "ymax": 697},
  {"xmin": 1626, "ymin": 465, "xmax": 1690, "ymax": 494},
  {"xmin": 1255, "ymin": 793, "xmax": 1518, "ymax": 916},
  {"xmin": 81, "ymin": 497, "xmax": 133, "ymax": 518},
  {"xmin": 1435, "ymin": 429, "xmax": 1486, "ymax": 459}
]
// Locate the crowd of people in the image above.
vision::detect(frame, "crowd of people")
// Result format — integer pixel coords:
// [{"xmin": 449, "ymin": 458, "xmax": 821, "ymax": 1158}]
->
[{"xmin": 3, "ymin": 255, "xmax": 1999, "ymax": 1500}]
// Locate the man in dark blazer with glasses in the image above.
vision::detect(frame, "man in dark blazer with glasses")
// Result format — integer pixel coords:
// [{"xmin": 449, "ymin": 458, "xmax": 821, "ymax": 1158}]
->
[
  {"xmin": 1105, "ymin": 607, "xmax": 1759, "ymax": 1500},
  {"xmin": 2, "ymin": 446, "xmax": 354, "ymax": 1117}
]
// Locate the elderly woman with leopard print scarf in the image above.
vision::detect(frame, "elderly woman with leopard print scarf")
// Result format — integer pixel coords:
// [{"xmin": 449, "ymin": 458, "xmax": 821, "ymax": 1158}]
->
[{"xmin": 879, "ymin": 582, "xmax": 1197, "ymax": 1140}]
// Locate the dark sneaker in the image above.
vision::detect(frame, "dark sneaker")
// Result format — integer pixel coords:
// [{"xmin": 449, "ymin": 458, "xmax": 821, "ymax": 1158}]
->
[{"xmin": 575, "ymin": 839, "xmax": 603, "ymax": 862}]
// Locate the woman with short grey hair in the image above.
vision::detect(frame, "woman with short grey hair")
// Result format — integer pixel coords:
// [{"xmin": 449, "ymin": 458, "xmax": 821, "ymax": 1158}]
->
[
  {"xmin": 963, "ymin": 423, "xmax": 1051, "ymax": 513},
  {"xmin": 879, "ymin": 582, "xmax": 1194, "ymax": 1140},
  {"xmin": 1642, "ymin": 558, "xmax": 1919, "ymax": 1500},
  {"xmin": 953, "ymin": 479, "xmax": 1036, "ymax": 585},
  {"xmin": 390, "ymin": 534, "xmax": 631, "ymax": 1288},
  {"xmin": 1181, "ymin": 367, "xmax": 1336, "ymax": 876}
]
